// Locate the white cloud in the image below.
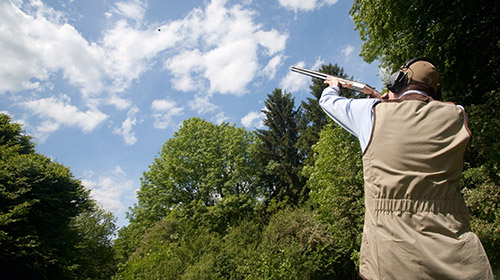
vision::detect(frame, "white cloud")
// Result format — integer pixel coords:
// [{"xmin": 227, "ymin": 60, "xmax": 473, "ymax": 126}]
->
[
  {"xmin": 19, "ymin": 94, "xmax": 108, "ymax": 138},
  {"xmin": 280, "ymin": 61, "xmax": 309, "ymax": 93},
  {"xmin": 2, "ymin": 0, "xmax": 288, "ymax": 98},
  {"xmin": 311, "ymin": 57, "xmax": 325, "ymax": 70},
  {"xmin": 151, "ymin": 99, "xmax": 184, "ymax": 129},
  {"xmin": 82, "ymin": 166, "xmax": 137, "ymax": 219},
  {"xmin": 1, "ymin": 0, "xmax": 289, "ymax": 139},
  {"xmin": 341, "ymin": 44, "xmax": 355, "ymax": 59},
  {"xmin": 188, "ymin": 94, "xmax": 219, "ymax": 114},
  {"xmin": 212, "ymin": 112, "xmax": 229, "ymax": 125},
  {"xmin": 255, "ymin": 29, "xmax": 288, "ymax": 56},
  {"xmin": 101, "ymin": 19, "xmax": 181, "ymax": 93},
  {"xmin": 0, "ymin": 1, "xmax": 104, "ymax": 95},
  {"xmin": 203, "ymin": 38, "xmax": 258, "ymax": 95},
  {"xmin": 278, "ymin": 0, "xmax": 338, "ymax": 12},
  {"xmin": 165, "ymin": 49, "xmax": 204, "ymax": 92},
  {"xmin": 113, "ymin": 106, "xmax": 140, "ymax": 145},
  {"xmin": 105, "ymin": 94, "xmax": 132, "ymax": 111},
  {"xmin": 35, "ymin": 121, "xmax": 60, "ymax": 143},
  {"xmin": 0, "ymin": 0, "xmax": 180, "ymax": 97},
  {"xmin": 163, "ymin": 0, "xmax": 288, "ymax": 95},
  {"xmin": 241, "ymin": 110, "xmax": 265, "ymax": 129},
  {"xmin": 2, "ymin": 0, "xmax": 288, "ymax": 96},
  {"xmin": 112, "ymin": 0, "xmax": 147, "ymax": 23},
  {"xmin": 262, "ymin": 55, "xmax": 284, "ymax": 79}
]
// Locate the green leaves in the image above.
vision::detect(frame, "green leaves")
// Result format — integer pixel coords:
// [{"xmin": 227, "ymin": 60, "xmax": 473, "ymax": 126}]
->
[
  {"xmin": 116, "ymin": 118, "xmax": 261, "ymax": 262},
  {"xmin": 304, "ymin": 124, "xmax": 364, "ymax": 273},
  {"xmin": 350, "ymin": 0, "xmax": 500, "ymax": 105},
  {"xmin": 139, "ymin": 117, "xmax": 259, "ymax": 214},
  {"xmin": 0, "ymin": 113, "xmax": 116, "ymax": 279}
]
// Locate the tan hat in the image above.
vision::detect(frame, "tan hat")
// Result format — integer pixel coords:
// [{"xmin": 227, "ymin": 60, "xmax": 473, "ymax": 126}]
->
[{"xmin": 406, "ymin": 60, "xmax": 439, "ymax": 91}]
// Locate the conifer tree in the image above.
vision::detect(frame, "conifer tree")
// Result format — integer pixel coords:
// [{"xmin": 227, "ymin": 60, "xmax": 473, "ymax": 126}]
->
[{"xmin": 256, "ymin": 89, "xmax": 305, "ymax": 205}]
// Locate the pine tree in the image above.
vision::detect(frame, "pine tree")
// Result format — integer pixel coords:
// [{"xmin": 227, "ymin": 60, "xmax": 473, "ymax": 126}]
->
[{"xmin": 256, "ymin": 89, "xmax": 305, "ymax": 205}]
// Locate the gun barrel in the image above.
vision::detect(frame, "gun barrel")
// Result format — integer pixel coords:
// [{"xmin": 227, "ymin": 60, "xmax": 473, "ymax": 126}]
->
[
  {"xmin": 290, "ymin": 66, "xmax": 329, "ymax": 80},
  {"xmin": 290, "ymin": 65, "xmax": 381, "ymax": 98}
]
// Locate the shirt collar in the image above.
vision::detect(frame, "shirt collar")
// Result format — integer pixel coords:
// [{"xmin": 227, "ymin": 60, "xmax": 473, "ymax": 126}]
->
[{"xmin": 399, "ymin": 90, "xmax": 428, "ymax": 99}]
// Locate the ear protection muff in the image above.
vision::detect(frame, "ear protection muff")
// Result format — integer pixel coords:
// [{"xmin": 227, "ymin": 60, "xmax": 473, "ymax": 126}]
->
[
  {"xmin": 386, "ymin": 57, "xmax": 435, "ymax": 93},
  {"xmin": 386, "ymin": 70, "xmax": 408, "ymax": 94}
]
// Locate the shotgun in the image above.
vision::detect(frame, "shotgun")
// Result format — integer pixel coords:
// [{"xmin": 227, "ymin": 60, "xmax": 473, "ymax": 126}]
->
[{"xmin": 290, "ymin": 65, "xmax": 382, "ymax": 99}]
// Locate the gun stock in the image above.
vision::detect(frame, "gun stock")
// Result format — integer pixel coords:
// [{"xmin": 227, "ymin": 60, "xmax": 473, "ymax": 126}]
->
[{"xmin": 290, "ymin": 65, "xmax": 382, "ymax": 99}]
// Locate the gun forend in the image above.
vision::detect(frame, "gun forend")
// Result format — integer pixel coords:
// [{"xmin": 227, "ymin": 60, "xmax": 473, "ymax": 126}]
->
[{"xmin": 290, "ymin": 65, "xmax": 382, "ymax": 99}]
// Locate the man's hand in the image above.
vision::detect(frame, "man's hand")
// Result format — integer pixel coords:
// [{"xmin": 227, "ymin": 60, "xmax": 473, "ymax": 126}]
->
[
  {"xmin": 325, "ymin": 76, "xmax": 385, "ymax": 99},
  {"xmin": 324, "ymin": 77, "xmax": 351, "ymax": 89},
  {"xmin": 362, "ymin": 86, "xmax": 386, "ymax": 99}
]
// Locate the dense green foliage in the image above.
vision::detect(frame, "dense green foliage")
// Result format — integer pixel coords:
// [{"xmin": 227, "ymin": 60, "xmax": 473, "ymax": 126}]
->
[
  {"xmin": 113, "ymin": 81, "xmax": 371, "ymax": 279},
  {"xmin": 114, "ymin": 118, "xmax": 261, "ymax": 263},
  {"xmin": 72, "ymin": 203, "xmax": 118, "ymax": 279},
  {"xmin": 304, "ymin": 124, "xmax": 364, "ymax": 272},
  {"xmin": 0, "ymin": 114, "xmax": 117, "ymax": 279},
  {"xmin": 350, "ymin": 0, "xmax": 500, "ymax": 105}
]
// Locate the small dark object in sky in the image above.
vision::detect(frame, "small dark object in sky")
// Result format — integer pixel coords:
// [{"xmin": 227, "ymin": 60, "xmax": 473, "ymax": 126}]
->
[{"xmin": 158, "ymin": 28, "xmax": 161, "ymax": 31}]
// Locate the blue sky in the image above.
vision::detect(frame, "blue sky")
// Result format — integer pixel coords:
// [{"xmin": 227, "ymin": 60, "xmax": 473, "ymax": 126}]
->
[{"xmin": 1, "ymin": 0, "xmax": 383, "ymax": 228}]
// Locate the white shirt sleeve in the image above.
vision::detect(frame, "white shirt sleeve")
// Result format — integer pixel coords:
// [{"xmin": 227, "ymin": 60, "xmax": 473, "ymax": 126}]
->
[{"xmin": 319, "ymin": 86, "xmax": 380, "ymax": 152}]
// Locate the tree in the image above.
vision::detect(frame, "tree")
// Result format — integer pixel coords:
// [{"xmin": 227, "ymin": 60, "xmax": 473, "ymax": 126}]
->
[
  {"xmin": 0, "ymin": 114, "xmax": 34, "ymax": 156},
  {"xmin": 303, "ymin": 124, "xmax": 365, "ymax": 278},
  {"xmin": 247, "ymin": 207, "xmax": 347, "ymax": 280},
  {"xmin": 350, "ymin": 0, "xmax": 500, "ymax": 105},
  {"xmin": 256, "ymin": 89, "xmax": 305, "ymax": 206},
  {"xmin": 0, "ymin": 114, "xmax": 91, "ymax": 279},
  {"xmin": 115, "ymin": 118, "xmax": 260, "ymax": 261},
  {"xmin": 72, "ymin": 203, "xmax": 118, "ymax": 279}
]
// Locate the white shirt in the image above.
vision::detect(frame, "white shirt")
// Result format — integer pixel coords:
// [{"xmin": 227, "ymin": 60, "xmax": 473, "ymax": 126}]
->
[{"xmin": 319, "ymin": 86, "xmax": 379, "ymax": 152}]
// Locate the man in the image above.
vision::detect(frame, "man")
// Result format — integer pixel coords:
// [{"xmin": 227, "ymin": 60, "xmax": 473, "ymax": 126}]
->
[{"xmin": 320, "ymin": 58, "xmax": 493, "ymax": 280}]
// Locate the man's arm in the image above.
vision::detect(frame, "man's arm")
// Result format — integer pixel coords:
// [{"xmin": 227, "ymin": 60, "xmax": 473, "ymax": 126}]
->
[{"xmin": 319, "ymin": 81, "xmax": 379, "ymax": 152}]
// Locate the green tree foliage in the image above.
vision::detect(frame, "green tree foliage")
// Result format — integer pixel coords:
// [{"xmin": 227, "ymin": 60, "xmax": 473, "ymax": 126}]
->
[
  {"xmin": 257, "ymin": 89, "xmax": 305, "ymax": 206},
  {"xmin": 248, "ymin": 207, "xmax": 352, "ymax": 280},
  {"xmin": 115, "ymin": 117, "xmax": 260, "ymax": 261},
  {"xmin": 72, "ymin": 203, "xmax": 118, "ymax": 279},
  {"xmin": 115, "ymin": 207, "xmax": 346, "ymax": 280},
  {"xmin": 0, "ymin": 114, "xmax": 34, "ymax": 156},
  {"xmin": 465, "ymin": 90, "xmax": 500, "ymax": 177},
  {"xmin": 303, "ymin": 124, "xmax": 365, "ymax": 278},
  {"xmin": 462, "ymin": 166, "xmax": 500, "ymax": 274},
  {"xmin": 140, "ymin": 117, "xmax": 259, "ymax": 210},
  {"xmin": 114, "ymin": 217, "xmax": 224, "ymax": 280},
  {"xmin": 350, "ymin": 0, "xmax": 500, "ymax": 105},
  {"xmin": 0, "ymin": 113, "xmax": 116, "ymax": 279}
]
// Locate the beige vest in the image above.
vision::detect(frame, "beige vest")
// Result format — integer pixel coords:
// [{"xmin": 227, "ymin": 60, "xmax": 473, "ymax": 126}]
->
[{"xmin": 360, "ymin": 94, "xmax": 493, "ymax": 280}]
